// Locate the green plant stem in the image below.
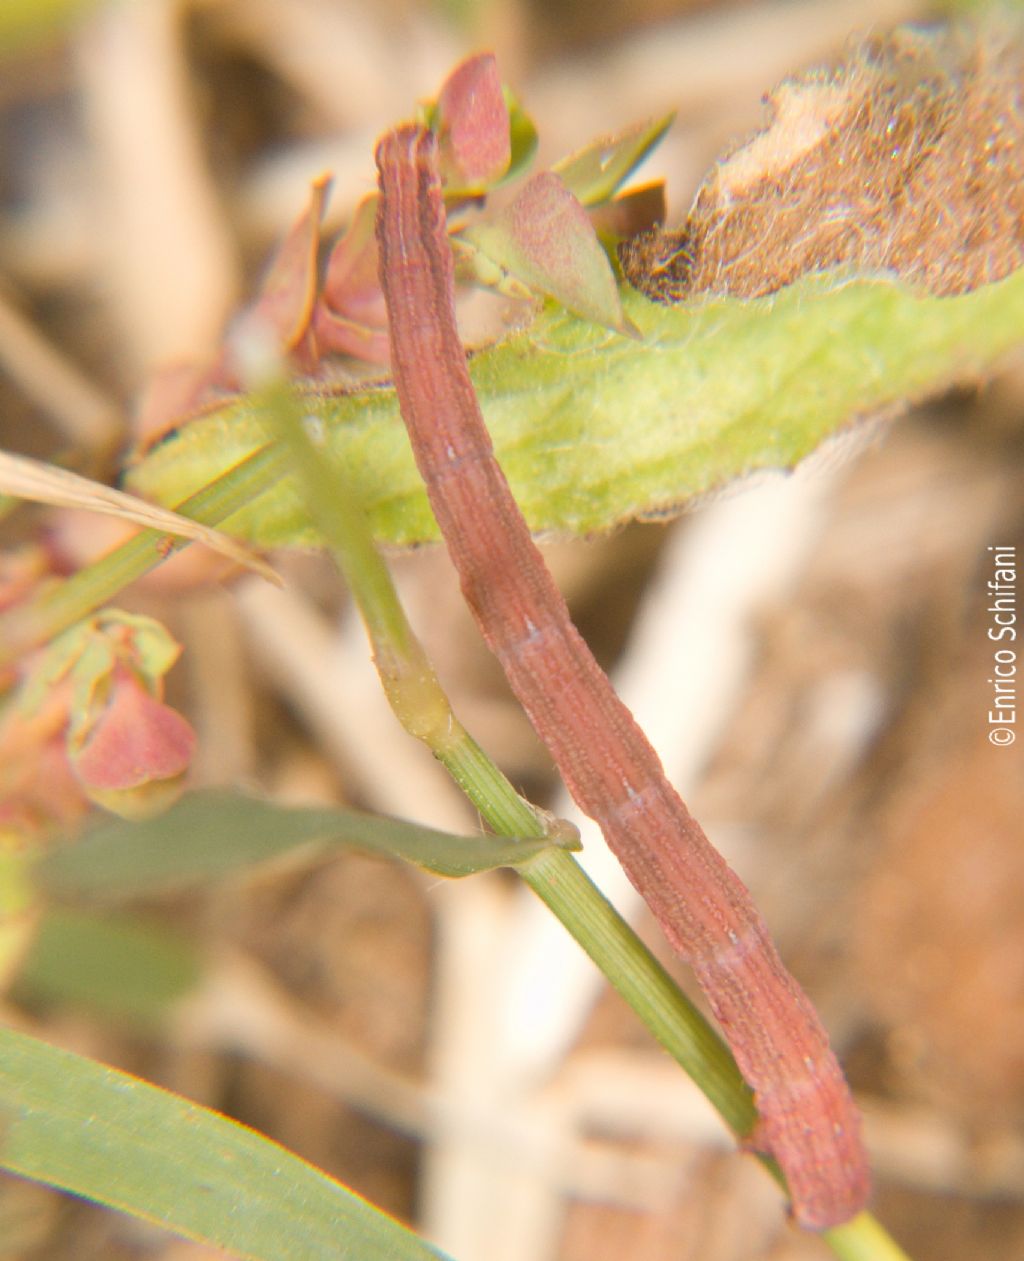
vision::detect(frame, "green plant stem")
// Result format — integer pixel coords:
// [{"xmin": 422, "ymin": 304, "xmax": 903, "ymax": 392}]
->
[
  {"xmin": 258, "ymin": 379, "xmax": 552, "ymax": 840},
  {"xmin": 517, "ymin": 843, "xmax": 753, "ymax": 1132},
  {"xmin": 259, "ymin": 382, "xmax": 747, "ymax": 1116},
  {"xmin": 0, "ymin": 444, "xmax": 288, "ymax": 668},
  {"xmin": 825, "ymin": 1213, "xmax": 913, "ymax": 1261},
  {"xmin": 257, "ymin": 377, "xmax": 911, "ymax": 1261},
  {"xmin": 458, "ymin": 846, "xmax": 915, "ymax": 1261}
]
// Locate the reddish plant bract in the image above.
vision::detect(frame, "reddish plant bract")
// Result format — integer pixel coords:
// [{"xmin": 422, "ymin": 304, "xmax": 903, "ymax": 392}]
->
[{"xmin": 375, "ymin": 122, "xmax": 870, "ymax": 1230}]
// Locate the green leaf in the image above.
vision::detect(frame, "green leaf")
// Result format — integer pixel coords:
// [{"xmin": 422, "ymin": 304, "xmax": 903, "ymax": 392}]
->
[
  {"xmin": 552, "ymin": 114, "xmax": 675, "ymax": 206},
  {"xmin": 13, "ymin": 909, "xmax": 200, "ymax": 1025},
  {"xmin": 127, "ymin": 268, "xmax": 1024, "ymax": 549},
  {"xmin": 0, "ymin": 1025, "xmax": 452, "ymax": 1260},
  {"xmin": 501, "ymin": 89, "xmax": 538, "ymax": 188},
  {"xmin": 461, "ymin": 172, "xmax": 633, "ymax": 333},
  {"xmin": 34, "ymin": 788, "xmax": 568, "ymax": 902}
]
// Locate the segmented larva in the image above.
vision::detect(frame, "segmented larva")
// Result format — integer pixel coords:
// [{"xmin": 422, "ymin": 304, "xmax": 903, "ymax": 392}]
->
[{"xmin": 375, "ymin": 123, "xmax": 870, "ymax": 1231}]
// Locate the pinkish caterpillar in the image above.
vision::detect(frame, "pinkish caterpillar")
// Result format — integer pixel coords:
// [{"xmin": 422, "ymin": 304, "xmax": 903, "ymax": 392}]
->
[{"xmin": 374, "ymin": 122, "xmax": 869, "ymax": 1230}]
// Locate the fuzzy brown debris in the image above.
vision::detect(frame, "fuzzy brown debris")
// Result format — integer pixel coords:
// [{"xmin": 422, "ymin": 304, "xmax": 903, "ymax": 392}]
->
[
  {"xmin": 619, "ymin": 22, "xmax": 1024, "ymax": 302},
  {"xmin": 375, "ymin": 122, "xmax": 870, "ymax": 1231}
]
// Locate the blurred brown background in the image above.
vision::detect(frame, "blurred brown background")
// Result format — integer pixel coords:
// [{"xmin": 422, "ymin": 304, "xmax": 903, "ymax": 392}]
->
[{"xmin": 1, "ymin": 1, "xmax": 1022, "ymax": 1259}]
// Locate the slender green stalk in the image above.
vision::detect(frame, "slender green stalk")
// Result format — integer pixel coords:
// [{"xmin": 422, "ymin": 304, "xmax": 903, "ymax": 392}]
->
[
  {"xmin": 260, "ymin": 376, "xmax": 910, "ymax": 1261},
  {"xmin": 0, "ymin": 444, "xmax": 288, "ymax": 667},
  {"xmin": 517, "ymin": 844, "xmax": 754, "ymax": 1134},
  {"xmin": 257, "ymin": 378, "xmax": 552, "ymax": 840},
  {"xmin": 825, "ymin": 1213, "xmax": 913, "ymax": 1261}
]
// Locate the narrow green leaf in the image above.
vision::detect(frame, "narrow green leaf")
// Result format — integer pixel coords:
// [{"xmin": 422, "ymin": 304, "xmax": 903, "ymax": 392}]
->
[
  {"xmin": 0, "ymin": 450, "xmax": 275, "ymax": 580},
  {"xmin": 552, "ymin": 114, "xmax": 675, "ymax": 206},
  {"xmin": 0, "ymin": 1026, "xmax": 451, "ymax": 1261},
  {"xmin": 500, "ymin": 89, "xmax": 538, "ymax": 187},
  {"xmin": 35, "ymin": 789, "xmax": 568, "ymax": 902},
  {"xmin": 0, "ymin": 444, "xmax": 290, "ymax": 668},
  {"xmin": 13, "ymin": 909, "xmax": 200, "ymax": 1024},
  {"xmin": 127, "ymin": 268, "xmax": 1024, "ymax": 549}
]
